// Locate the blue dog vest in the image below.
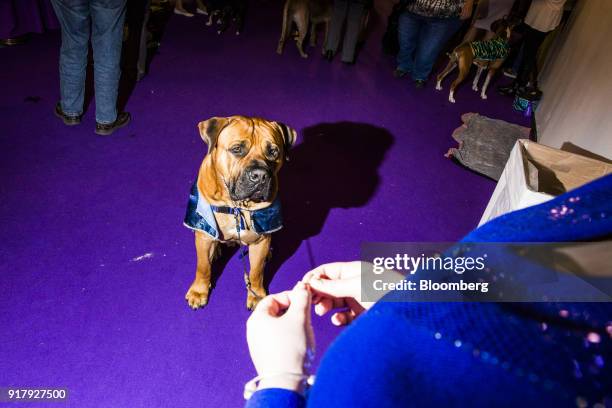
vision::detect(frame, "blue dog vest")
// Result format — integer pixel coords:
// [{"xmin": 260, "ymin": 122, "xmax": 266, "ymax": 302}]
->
[{"xmin": 183, "ymin": 182, "xmax": 283, "ymax": 240}]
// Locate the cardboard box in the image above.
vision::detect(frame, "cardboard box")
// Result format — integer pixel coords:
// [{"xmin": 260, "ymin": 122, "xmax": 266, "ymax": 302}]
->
[{"xmin": 479, "ymin": 140, "xmax": 612, "ymax": 226}]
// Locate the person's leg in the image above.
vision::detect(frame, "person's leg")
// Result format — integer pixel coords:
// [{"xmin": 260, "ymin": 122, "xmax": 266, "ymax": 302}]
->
[
  {"xmin": 515, "ymin": 25, "xmax": 547, "ymax": 87},
  {"xmin": 90, "ymin": 0, "xmax": 127, "ymax": 125},
  {"xmin": 137, "ymin": 0, "xmax": 151, "ymax": 80},
  {"xmin": 501, "ymin": 22, "xmax": 525, "ymax": 73},
  {"xmin": 195, "ymin": 0, "xmax": 207, "ymax": 14},
  {"xmin": 50, "ymin": 0, "xmax": 90, "ymax": 118},
  {"xmin": 339, "ymin": 1, "xmax": 366, "ymax": 63},
  {"xmin": 501, "ymin": 38, "xmax": 524, "ymax": 78},
  {"xmin": 174, "ymin": 0, "xmax": 194, "ymax": 17},
  {"xmin": 499, "ymin": 25, "xmax": 546, "ymax": 95},
  {"xmin": 395, "ymin": 12, "xmax": 421, "ymax": 74},
  {"xmin": 324, "ymin": 0, "xmax": 349, "ymax": 54},
  {"xmin": 412, "ymin": 16, "xmax": 462, "ymax": 82},
  {"xmin": 511, "ymin": 43, "xmax": 524, "ymax": 73}
]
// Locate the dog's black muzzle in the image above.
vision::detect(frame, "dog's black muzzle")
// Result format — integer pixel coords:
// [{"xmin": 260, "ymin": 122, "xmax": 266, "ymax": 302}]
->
[{"xmin": 230, "ymin": 164, "xmax": 274, "ymax": 202}]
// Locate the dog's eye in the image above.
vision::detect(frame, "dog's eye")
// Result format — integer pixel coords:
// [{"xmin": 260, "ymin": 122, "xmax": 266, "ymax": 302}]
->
[
  {"xmin": 230, "ymin": 145, "xmax": 244, "ymax": 156},
  {"xmin": 267, "ymin": 147, "xmax": 279, "ymax": 160}
]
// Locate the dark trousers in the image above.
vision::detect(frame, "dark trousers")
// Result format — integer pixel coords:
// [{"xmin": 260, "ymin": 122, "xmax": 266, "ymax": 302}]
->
[
  {"xmin": 516, "ymin": 24, "xmax": 548, "ymax": 87},
  {"xmin": 396, "ymin": 11, "xmax": 462, "ymax": 81},
  {"xmin": 325, "ymin": 0, "xmax": 367, "ymax": 63}
]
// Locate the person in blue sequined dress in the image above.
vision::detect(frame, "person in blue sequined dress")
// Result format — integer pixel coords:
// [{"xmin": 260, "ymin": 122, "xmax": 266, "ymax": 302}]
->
[{"xmin": 244, "ymin": 174, "xmax": 611, "ymax": 407}]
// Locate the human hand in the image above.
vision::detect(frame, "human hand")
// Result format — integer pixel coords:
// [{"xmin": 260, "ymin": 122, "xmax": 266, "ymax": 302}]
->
[
  {"xmin": 302, "ymin": 262, "xmax": 374, "ymax": 326},
  {"xmin": 246, "ymin": 282, "xmax": 315, "ymax": 392}
]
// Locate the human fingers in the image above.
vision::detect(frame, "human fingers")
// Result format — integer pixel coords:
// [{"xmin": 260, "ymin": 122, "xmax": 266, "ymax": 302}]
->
[
  {"xmin": 309, "ymin": 274, "xmax": 361, "ymax": 300},
  {"xmin": 331, "ymin": 309, "xmax": 358, "ymax": 326},
  {"xmin": 252, "ymin": 291, "xmax": 291, "ymax": 317},
  {"xmin": 314, "ymin": 297, "xmax": 346, "ymax": 316},
  {"xmin": 302, "ymin": 261, "xmax": 362, "ymax": 282},
  {"xmin": 286, "ymin": 282, "xmax": 311, "ymax": 319}
]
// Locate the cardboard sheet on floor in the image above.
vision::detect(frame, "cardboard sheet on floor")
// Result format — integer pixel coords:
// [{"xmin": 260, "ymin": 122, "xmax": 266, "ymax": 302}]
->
[
  {"xmin": 446, "ymin": 113, "xmax": 531, "ymax": 180},
  {"xmin": 479, "ymin": 139, "xmax": 612, "ymax": 226}
]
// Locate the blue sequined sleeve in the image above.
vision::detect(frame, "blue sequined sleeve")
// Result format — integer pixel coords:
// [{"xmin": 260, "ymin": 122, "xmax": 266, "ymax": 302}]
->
[{"xmin": 245, "ymin": 388, "xmax": 305, "ymax": 408}]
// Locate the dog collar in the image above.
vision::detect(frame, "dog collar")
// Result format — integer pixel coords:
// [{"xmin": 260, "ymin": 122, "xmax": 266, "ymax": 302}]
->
[{"xmin": 183, "ymin": 181, "xmax": 283, "ymax": 240}]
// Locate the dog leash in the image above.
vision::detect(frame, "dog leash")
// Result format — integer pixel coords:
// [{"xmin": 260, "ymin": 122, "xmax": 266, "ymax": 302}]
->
[
  {"xmin": 231, "ymin": 207, "xmax": 264, "ymax": 303},
  {"xmin": 218, "ymin": 177, "xmax": 264, "ymax": 304}
]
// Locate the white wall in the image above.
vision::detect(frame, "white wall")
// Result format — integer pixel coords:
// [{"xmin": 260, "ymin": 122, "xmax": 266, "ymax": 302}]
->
[{"xmin": 536, "ymin": 0, "xmax": 612, "ymax": 160}]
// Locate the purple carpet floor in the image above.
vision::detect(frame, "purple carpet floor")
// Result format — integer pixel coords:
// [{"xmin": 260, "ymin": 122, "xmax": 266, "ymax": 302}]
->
[{"xmin": 0, "ymin": 2, "xmax": 529, "ymax": 407}]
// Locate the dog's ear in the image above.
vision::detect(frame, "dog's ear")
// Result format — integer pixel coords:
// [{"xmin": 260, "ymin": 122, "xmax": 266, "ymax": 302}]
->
[
  {"xmin": 274, "ymin": 121, "xmax": 297, "ymax": 161},
  {"xmin": 198, "ymin": 117, "xmax": 230, "ymax": 153}
]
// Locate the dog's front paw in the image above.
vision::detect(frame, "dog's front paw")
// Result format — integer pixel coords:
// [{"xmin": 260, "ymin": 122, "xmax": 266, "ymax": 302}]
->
[
  {"xmin": 472, "ymin": 85, "xmax": 479, "ymax": 91},
  {"xmin": 185, "ymin": 280, "xmax": 210, "ymax": 310},
  {"xmin": 480, "ymin": 93, "xmax": 488, "ymax": 100},
  {"xmin": 435, "ymin": 82, "xmax": 443, "ymax": 91},
  {"xmin": 246, "ymin": 288, "xmax": 267, "ymax": 311},
  {"xmin": 449, "ymin": 94, "xmax": 456, "ymax": 104}
]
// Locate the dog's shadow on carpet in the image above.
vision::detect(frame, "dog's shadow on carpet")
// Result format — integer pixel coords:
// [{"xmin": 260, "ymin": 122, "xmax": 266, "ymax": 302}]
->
[{"xmin": 265, "ymin": 122, "xmax": 394, "ymax": 288}]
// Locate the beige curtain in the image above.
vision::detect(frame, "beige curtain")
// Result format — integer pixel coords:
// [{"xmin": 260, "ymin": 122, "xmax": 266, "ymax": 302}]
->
[{"xmin": 536, "ymin": 0, "xmax": 612, "ymax": 160}]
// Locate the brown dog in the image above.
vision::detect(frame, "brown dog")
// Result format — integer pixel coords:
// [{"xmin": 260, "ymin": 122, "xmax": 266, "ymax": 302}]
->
[
  {"xmin": 435, "ymin": 19, "xmax": 514, "ymax": 103},
  {"xmin": 184, "ymin": 116, "xmax": 296, "ymax": 310},
  {"xmin": 277, "ymin": 0, "xmax": 332, "ymax": 58}
]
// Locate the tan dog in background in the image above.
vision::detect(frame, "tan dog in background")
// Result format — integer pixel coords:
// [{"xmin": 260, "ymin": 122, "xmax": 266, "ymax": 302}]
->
[
  {"xmin": 435, "ymin": 19, "xmax": 514, "ymax": 103},
  {"xmin": 184, "ymin": 116, "xmax": 296, "ymax": 310},
  {"xmin": 277, "ymin": 0, "xmax": 332, "ymax": 58}
]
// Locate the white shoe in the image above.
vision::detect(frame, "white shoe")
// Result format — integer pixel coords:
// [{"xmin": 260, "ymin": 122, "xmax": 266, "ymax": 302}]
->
[
  {"xmin": 503, "ymin": 69, "xmax": 517, "ymax": 79},
  {"xmin": 174, "ymin": 8, "xmax": 194, "ymax": 17},
  {"xmin": 196, "ymin": 8, "xmax": 208, "ymax": 15}
]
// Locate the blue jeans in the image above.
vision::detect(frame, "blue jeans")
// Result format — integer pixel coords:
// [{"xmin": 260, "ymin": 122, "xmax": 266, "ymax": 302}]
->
[
  {"xmin": 51, "ymin": 0, "xmax": 127, "ymax": 124},
  {"xmin": 396, "ymin": 12, "xmax": 462, "ymax": 81}
]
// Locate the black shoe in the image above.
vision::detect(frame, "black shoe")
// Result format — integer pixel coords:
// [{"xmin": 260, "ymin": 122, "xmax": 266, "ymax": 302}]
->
[
  {"xmin": 521, "ymin": 86, "xmax": 542, "ymax": 100},
  {"xmin": 54, "ymin": 102, "xmax": 81, "ymax": 126},
  {"xmin": 393, "ymin": 69, "xmax": 408, "ymax": 78},
  {"xmin": 95, "ymin": 112, "xmax": 131, "ymax": 136},
  {"xmin": 497, "ymin": 84, "xmax": 517, "ymax": 97},
  {"xmin": 414, "ymin": 79, "xmax": 426, "ymax": 89},
  {"xmin": 323, "ymin": 50, "xmax": 334, "ymax": 61}
]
